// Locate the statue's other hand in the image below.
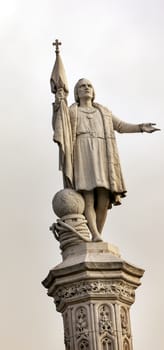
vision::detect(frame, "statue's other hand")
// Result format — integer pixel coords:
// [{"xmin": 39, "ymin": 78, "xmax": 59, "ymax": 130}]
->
[
  {"xmin": 55, "ymin": 88, "xmax": 67, "ymax": 103},
  {"xmin": 140, "ymin": 123, "xmax": 161, "ymax": 133}
]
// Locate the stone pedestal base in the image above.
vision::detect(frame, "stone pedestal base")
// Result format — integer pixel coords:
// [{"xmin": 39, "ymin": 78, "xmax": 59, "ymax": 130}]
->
[{"xmin": 43, "ymin": 242, "xmax": 144, "ymax": 350}]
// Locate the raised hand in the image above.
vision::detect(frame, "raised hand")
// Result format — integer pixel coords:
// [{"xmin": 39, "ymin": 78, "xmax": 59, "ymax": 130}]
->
[{"xmin": 55, "ymin": 88, "xmax": 67, "ymax": 104}]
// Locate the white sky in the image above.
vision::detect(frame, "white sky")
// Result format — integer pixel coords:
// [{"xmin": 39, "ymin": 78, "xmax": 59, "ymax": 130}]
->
[{"xmin": 1, "ymin": 1, "xmax": 164, "ymax": 349}]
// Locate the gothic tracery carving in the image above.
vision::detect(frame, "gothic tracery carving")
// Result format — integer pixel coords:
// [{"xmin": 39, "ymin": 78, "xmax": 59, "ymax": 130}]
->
[
  {"xmin": 120, "ymin": 307, "xmax": 130, "ymax": 337},
  {"xmin": 99, "ymin": 304, "xmax": 114, "ymax": 335},
  {"xmin": 75, "ymin": 307, "xmax": 89, "ymax": 339}
]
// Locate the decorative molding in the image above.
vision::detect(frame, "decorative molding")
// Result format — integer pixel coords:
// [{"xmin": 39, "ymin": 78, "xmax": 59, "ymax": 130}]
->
[{"xmin": 54, "ymin": 280, "xmax": 135, "ymax": 309}]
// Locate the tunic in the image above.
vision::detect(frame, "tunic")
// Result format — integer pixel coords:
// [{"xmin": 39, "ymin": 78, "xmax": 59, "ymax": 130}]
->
[{"xmin": 74, "ymin": 107, "xmax": 110, "ymax": 190}]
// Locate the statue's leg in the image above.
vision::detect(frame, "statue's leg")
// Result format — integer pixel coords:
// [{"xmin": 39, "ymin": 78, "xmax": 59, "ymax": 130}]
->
[
  {"xmin": 95, "ymin": 188, "xmax": 110, "ymax": 234},
  {"xmin": 83, "ymin": 190, "xmax": 102, "ymax": 242}
]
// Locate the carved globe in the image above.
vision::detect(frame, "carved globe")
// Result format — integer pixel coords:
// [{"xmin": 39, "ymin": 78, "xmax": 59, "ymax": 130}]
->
[{"xmin": 52, "ymin": 189, "xmax": 85, "ymax": 218}]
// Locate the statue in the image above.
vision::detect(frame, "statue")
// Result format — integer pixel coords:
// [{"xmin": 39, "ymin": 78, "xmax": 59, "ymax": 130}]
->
[{"xmin": 51, "ymin": 40, "xmax": 160, "ymax": 242}]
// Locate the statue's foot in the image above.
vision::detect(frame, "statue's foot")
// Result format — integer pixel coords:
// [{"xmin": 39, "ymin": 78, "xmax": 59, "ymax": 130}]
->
[{"xmin": 92, "ymin": 233, "xmax": 103, "ymax": 242}]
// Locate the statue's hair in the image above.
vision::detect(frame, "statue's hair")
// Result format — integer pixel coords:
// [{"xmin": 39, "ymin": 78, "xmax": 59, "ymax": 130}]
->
[{"xmin": 74, "ymin": 78, "xmax": 95, "ymax": 104}]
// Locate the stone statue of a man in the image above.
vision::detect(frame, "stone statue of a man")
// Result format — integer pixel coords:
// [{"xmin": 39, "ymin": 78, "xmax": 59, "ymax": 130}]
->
[{"xmin": 53, "ymin": 78, "xmax": 159, "ymax": 242}]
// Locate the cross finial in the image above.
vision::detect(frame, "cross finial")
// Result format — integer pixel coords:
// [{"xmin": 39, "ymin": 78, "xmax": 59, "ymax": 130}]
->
[{"xmin": 52, "ymin": 39, "xmax": 62, "ymax": 54}]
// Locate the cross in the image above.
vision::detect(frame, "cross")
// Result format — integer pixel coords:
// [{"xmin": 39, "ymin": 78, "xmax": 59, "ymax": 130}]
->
[{"xmin": 52, "ymin": 39, "xmax": 62, "ymax": 54}]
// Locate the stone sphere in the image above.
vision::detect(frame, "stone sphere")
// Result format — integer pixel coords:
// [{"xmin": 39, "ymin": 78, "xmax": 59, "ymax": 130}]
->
[{"xmin": 52, "ymin": 189, "xmax": 85, "ymax": 218}]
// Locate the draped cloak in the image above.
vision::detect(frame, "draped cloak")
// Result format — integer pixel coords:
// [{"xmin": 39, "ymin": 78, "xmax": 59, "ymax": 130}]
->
[{"xmin": 52, "ymin": 102, "xmax": 141, "ymax": 205}]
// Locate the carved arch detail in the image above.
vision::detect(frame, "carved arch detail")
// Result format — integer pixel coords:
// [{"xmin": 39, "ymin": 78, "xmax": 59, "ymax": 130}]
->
[{"xmin": 101, "ymin": 336, "xmax": 114, "ymax": 350}]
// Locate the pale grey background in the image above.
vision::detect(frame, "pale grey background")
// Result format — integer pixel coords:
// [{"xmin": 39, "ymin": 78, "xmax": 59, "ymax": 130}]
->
[{"xmin": 1, "ymin": 0, "xmax": 164, "ymax": 349}]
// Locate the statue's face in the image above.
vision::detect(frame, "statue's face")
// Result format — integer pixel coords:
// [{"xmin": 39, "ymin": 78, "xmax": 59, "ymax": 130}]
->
[{"xmin": 77, "ymin": 79, "xmax": 94, "ymax": 100}]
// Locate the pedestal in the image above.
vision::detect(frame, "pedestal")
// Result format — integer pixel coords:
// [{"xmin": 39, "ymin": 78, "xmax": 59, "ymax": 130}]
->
[{"xmin": 42, "ymin": 242, "xmax": 144, "ymax": 350}]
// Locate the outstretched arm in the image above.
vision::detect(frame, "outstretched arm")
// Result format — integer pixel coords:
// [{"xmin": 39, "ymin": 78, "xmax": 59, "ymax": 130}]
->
[{"xmin": 112, "ymin": 114, "xmax": 160, "ymax": 133}]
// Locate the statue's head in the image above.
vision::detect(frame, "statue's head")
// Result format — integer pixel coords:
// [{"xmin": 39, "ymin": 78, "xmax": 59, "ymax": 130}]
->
[{"xmin": 74, "ymin": 78, "xmax": 95, "ymax": 105}]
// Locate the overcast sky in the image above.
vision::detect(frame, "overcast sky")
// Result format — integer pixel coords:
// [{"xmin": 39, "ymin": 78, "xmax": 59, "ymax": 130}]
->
[{"xmin": 1, "ymin": 1, "xmax": 164, "ymax": 349}]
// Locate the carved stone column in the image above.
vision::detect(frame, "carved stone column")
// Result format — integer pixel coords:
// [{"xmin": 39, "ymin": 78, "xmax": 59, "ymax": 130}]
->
[{"xmin": 42, "ymin": 242, "xmax": 144, "ymax": 350}]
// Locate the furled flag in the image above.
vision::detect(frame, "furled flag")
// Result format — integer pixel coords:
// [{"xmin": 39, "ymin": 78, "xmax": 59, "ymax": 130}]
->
[{"xmin": 50, "ymin": 40, "xmax": 73, "ymax": 188}]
